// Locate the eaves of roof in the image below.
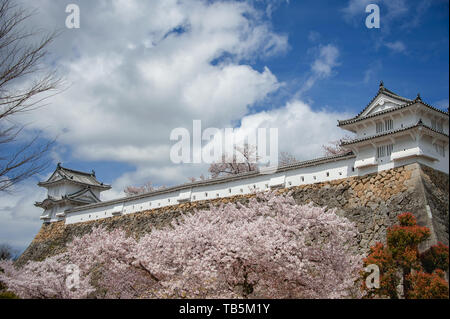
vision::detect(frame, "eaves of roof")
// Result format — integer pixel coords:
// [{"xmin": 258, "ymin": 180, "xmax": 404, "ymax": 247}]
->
[
  {"xmin": 38, "ymin": 178, "xmax": 111, "ymax": 189},
  {"xmin": 341, "ymin": 122, "xmax": 449, "ymax": 146},
  {"xmin": 338, "ymin": 100, "xmax": 449, "ymax": 127},
  {"xmin": 34, "ymin": 196, "xmax": 93, "ymax": 208},
  {"xmin": 354, "ymin": 85, "xmax": 412, "ymax": 118}
]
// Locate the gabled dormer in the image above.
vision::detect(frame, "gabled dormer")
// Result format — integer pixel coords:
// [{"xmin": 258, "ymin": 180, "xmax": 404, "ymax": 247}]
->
[
  {"xmin": 338, "ymin": 82, "xmax": 412, "ymax": 135},
  {"xmin": 358, "ymin": 81, "xmax": 412, "ymax": 118}
]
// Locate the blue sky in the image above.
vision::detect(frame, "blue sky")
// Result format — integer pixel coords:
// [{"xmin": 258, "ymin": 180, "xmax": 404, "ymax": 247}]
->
[
  {"xmin": 1, "ymin": 0, "xmax": 448, "ymax": 252},
  {"xmin": 253, "ymin": 0, "xmax": 449, "ymax": 112}
]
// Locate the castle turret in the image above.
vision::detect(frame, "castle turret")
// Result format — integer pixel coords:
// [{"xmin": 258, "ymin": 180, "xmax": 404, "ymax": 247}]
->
[
  {"xmin": 337, "ymin": 83, "xmax": 449, "ymax": 175},
  {"xmin": 35, "ymin": 163, "xmax": 111, "ymax": 222}
]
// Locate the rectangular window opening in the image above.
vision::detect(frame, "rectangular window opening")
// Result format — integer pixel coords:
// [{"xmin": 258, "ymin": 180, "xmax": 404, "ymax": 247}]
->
[
  {"xmin": 376, "ymin": 122, "xmax": 384, "ymax": 133},
  {"xmin": 385, "ymin": 119, "xmax": 393, "ymax": 131}
]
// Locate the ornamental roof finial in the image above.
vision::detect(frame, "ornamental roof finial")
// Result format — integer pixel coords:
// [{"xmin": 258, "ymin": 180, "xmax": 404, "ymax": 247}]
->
[
  {"xmin": 91, "ymin": 169, "xmax": 96, "ymax": 176},
  {"xmin": 415, "ymin": 93, "xmax": 421, "ymax": 101},
  {"xmin": 379, "ymin": 81, "xmax": 384, "ymax": 90},
  {"xmin": 57, "ymin": 162, "xmax": 61, "ymax": 168}
]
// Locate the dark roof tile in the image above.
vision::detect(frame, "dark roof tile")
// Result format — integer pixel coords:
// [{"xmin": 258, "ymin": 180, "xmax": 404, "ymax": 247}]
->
[
  {"xmin": 341, "ymin": 121, "xmax": 449, "ymax": 146},
  {"xmin": 39, "ymin": 165, "xmax": 111, "ymax": 189}
]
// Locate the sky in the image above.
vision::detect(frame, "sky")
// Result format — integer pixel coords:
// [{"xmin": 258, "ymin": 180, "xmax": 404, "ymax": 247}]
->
[{"xmin": 1, "ymin": 0, "xmax": 448, "ymax": 252}]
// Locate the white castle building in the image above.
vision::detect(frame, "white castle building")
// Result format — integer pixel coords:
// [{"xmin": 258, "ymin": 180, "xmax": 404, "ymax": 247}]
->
[
  {"xmin": 36, "ymin": 163, "xmax": 111, "ymax": 221},
  {"xmin": 36, "ymin": 83, "xmax": 449, "ymax": 224}
]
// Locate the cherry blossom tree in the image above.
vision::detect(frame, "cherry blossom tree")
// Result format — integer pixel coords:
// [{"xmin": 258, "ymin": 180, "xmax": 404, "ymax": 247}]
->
[
  {"xmin": 65, "ymin": 227, "xmax": 156, "ymax": 298},
  {"xmin": 135, "ymin": 191, "xmax": 362, "ymax": 298},
  {"xmin": 0, "ymin": 253, "xmax": 94, "ymax": 298},
  {"xmin": 1, "ymin": 192, "xmax": 363, "ymax": 299},
  {"xmin": 0, "ymin": 227, "xmax": 154, "ymax": 299}
]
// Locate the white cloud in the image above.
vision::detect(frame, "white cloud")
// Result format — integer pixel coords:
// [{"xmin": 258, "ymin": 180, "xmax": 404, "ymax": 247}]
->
[
  {"xmin": 363, "ymin": 60, "xmax": 382, "ymax": 84},
  {"xmin": 3, "ymin": 0, "xmax": 351, "ymax": 251},
  {"xmin": 383, "ymin": 0, "xmax": 409, "ymax": 20},
  {"xmin": 311, "ymin": 45, "xmax": 340, "ymax": 77},
  {"xmin": 251, "ymin": 0, "xmax": 290, "ymax": 18},
  {"xmin": 384, "ymin": 41, "xmax": 406, "ymax": 53},
  {"xmin": 17, "ymin": 0, "xmax": 287, "ymax": 168},
  {"xmin": 234, "ymin": 99, "xmax": 353, "ymax": 161},
  {"xmin": 300, "ymin": 44, "xmax": 340, "ymax": 93},
  {"xmin": 0, "ymin": 181, "xmax": 46, "ymax": 251},
  {"xmin": 4, "ymin": 0, "xmax": 290, "ymax": 248},
  {"xmin": 342, "ymin": 0, "xmax": 409, "ymax": 30},
  {"xmin": 342, "ymin": 0, "xmax": 408, "ymax": 20},
  {"xmin": 433, "ymin": 99, "xmax": 449, "ymax": 110},
  {"xmin": 342, "ymin": 0, "xmax": 436, "ymax": 36},
  {"xmin": 308, "ymin": 31, "xmax": 321, "ymax": 42},
  {"xmin": 342, "ymin": 0, "xmax": 374, "ymax": 23},
  {"xmin": 402, "ymin": 0, "xmax": 432, "ymax": 29}
]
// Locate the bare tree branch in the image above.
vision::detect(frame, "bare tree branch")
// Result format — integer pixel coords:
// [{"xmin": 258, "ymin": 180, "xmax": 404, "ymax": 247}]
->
[
  {"xmin": 0, "ymin": 243, "xmax": 17, "ymax": 260},
  {"xmin": 0, "ymin": 0, "xmax": 61, "ymax": 193},
  {"xmin": 321, "ymin": 135, "xmax": 354, "ymax": 157},
  {"xmin": 279, "ymin": 151, "xmax": 298, "ymax": 166},
  {"xmin": 123, "ymin": 181, "xmax": 166, "ymax": 197},
  {"xmin": 208, "ymin": 143, "xmax": 259, "ymax": 178}
]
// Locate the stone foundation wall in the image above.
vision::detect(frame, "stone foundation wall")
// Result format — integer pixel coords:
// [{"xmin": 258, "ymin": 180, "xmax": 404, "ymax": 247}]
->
[{"xmin": 16, "ymin": 163, "xmax": 449, "ymax": 266}]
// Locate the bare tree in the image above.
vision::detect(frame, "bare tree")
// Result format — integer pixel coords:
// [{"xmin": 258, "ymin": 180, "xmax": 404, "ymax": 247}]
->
[
  {"xmin": 322, "ymin": 135, "xmax": 353, "ymax": 157},
  {"xmin": 0, "ymin": 243, "xmax": 16, "ymax": 260},
  {"xmin": 208, "ymin": 143, "xmax": 258, "ymax": 178},
  {"xmin": 123, "ymin": 182, "xmax": 166, "ymax": 196},
  {"xmin": 0, "ymin": 0, "xmax": 60, "ymax": 192},
  {"xmin": 279, "ymin": 151, "xmax": 298, "ymax": 166}
]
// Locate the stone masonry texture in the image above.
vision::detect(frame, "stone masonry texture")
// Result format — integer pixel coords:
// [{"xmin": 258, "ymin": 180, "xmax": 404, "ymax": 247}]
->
[{"xmin": 15, "ymin": 163, "xmax": 449, "ymax": 266}]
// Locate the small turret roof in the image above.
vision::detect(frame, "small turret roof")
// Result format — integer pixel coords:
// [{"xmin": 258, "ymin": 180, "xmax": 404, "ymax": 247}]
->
[{"xmin": 38, "ymin": 163, "xmax": 111, "ymax": 189}]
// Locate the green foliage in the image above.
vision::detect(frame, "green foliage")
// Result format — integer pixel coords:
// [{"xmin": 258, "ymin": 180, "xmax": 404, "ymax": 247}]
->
[{"xmin": 0, "ymin": 291, "xmax": 19, "ymax": 299}]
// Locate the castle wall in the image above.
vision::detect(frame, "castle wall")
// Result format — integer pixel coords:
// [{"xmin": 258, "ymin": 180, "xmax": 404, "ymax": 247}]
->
[
  {"xmin": 16, "ymin": 163, "xmax": 449, "ymax": 267},
  {"xmin": 63, "ymin": 157, "xmax": 358, "ymax": 224},
  {"xmin": 39, "ymin": 139, "xmax": 448, "ymax": 226},
  {"xmin": 58, "ymin": 148, "xmax": 448, "ymax": 225}
]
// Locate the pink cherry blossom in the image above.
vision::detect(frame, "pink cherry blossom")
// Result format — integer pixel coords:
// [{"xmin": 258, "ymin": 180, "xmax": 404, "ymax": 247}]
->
[{"xmin": 1, "ymin": 191, "xmax": 363, "ymax": 299}]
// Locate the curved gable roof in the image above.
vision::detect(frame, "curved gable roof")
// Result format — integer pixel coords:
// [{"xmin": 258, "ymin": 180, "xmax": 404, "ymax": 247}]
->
[
  {"xmin": 38, "ymin": 163, "xmax": 111, "ymax": 189},
  {"xmin": 338, "ymin": 83, "xmax": 448, "ymax": 127},
  {"xmin": 357, "ymin": 82, "xmax": 412, "ymax": 117}
]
